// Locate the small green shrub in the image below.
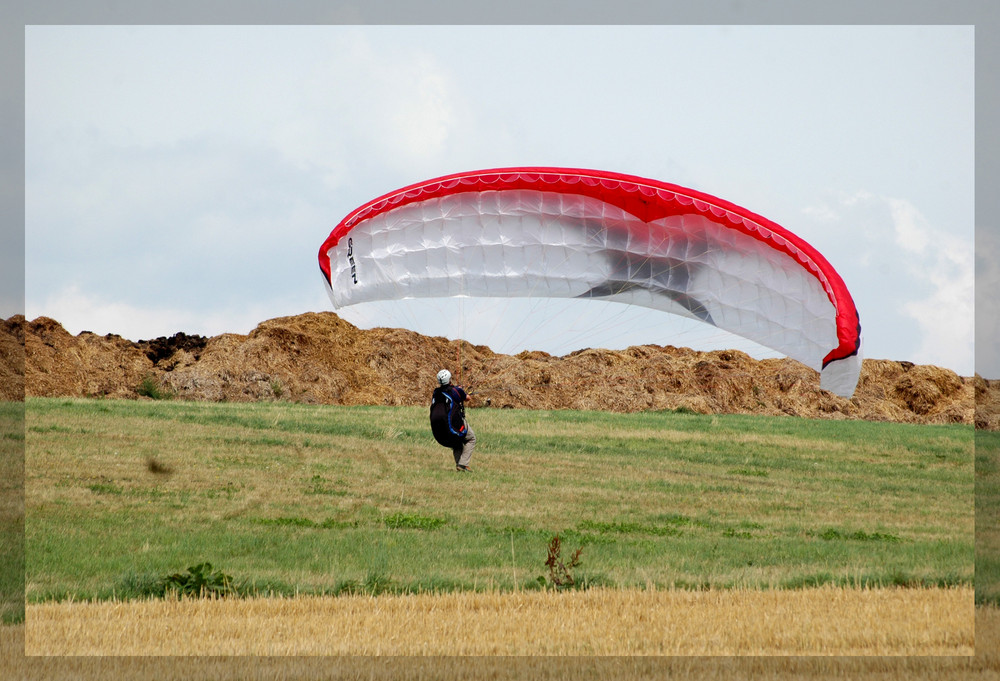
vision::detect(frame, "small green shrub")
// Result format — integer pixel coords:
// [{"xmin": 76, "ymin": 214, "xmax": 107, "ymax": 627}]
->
[
  {"xmin": 87, "ymin": 481, "xmax": 123, "ymax": 496},
  {"xmin": 159, "ymin": 562, "xmax": 238, "ymax": 597},
  {"xmin": 255, "ymin": 516, "xmax": 317, "ymax": 528},
  {"xmin": 304, "ymin": 474, "xmax": 347, "ymax": 496},
  {"xmin": 333, "ymin": 572, "xmax": 396, "ymax": 596},
  {"xmin": 729, "ymin": 467, "xmax": 769, "ymax": 477},
  {"xmin": 383, "ymin": 512, "xmax": 447, "ymax": 530},
  {"xmin": 815, "ymin": 528, "xmax": 902, "ymax": 543},
  {"xmin": 137, "ymin": 375, "xmax": 173, "ymax": 400}
]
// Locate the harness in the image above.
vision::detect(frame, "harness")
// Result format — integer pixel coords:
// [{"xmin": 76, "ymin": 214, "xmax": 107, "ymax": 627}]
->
[
  {"xmin": 433, "ymin": 387, "xmax": 467, "ymax": 437},
  {"xmin": 430, "ymin": 386, "xmax": 467, "ymax": 447}
]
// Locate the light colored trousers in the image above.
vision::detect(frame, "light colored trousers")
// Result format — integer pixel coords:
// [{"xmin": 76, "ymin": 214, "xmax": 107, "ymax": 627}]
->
[{"xmin": 453, "ymin": 426, "xmax": 476, "ymax": 467}]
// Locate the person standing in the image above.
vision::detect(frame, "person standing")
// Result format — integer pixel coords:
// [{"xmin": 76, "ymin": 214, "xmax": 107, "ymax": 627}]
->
[{"xmin": 429, "ymin": 369, "xmax": 476, "ymax": 472}]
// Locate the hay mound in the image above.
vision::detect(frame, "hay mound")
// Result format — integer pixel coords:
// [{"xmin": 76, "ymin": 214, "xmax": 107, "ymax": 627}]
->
[
  {"xmin": 8, "ymin": 311, "xmax": 990, "ymax": 427},
  {"xmin": 977, "ymin": 376, "xmax": 1000, "ymax": 431},
  {"xmin": 21, "ymin": 317, "xmax": 150, "ymax": 400},
  {"xmin": 0, "ymin": 316, "xmax": 24, "ymax": 401}
]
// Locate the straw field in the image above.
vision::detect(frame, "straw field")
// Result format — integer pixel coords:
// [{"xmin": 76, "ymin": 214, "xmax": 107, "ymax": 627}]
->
[
  {"xmin": 25, "ymin": 585, "xmax": 974, "ymax": 656},
  {"xmin": 5, "ymin": 605, "xmax": 999, "ymax": 680}
]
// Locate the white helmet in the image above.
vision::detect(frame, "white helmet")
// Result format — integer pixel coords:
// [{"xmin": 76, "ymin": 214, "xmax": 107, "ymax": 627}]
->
[{"xmin": 436, "ymin": 369, "xmax": 452, "ymax": 386}]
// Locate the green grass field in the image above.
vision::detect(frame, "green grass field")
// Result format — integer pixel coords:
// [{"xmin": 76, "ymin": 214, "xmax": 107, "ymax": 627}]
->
[
  {"xmin": 24, "ymin": 397, "xmax": 974, "ymax": 602},
  {"xmin": 977, "ymin": 429, "xmax": 1000, "ymax": 605},
  {"xmin": 0, "ymin": 402, "xmax": 25, "ymax": 623}
]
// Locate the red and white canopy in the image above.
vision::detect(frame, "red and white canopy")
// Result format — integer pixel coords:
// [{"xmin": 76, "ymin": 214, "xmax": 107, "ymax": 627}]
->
[{"xmin": 319, "ymin": 167, "xmax": 862, "ymax": 397}]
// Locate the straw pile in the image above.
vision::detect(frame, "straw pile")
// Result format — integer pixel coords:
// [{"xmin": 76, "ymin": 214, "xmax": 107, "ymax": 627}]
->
[
  {"xmin": 978, "ymin": 375, "xmax": 1000, "ymax": 431},
  {"xmin": 0, "ymin": 316, "xmax": 23, "ymax": 402},
  {"xmin": 7, "ymin": 312, "xmax": 990, "ymax": 427}
]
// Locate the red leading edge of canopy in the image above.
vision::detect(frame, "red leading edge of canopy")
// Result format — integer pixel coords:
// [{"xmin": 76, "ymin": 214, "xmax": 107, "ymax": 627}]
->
[{"xmin": 318, "ymin": 167, "xmax": 861, "ymax": 368}]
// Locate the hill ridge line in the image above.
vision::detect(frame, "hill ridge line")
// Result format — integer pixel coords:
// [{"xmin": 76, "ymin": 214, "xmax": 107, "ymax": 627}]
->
[{"xmin": 6, "ymin": 312, "xmax": 995, "ymax": 427}]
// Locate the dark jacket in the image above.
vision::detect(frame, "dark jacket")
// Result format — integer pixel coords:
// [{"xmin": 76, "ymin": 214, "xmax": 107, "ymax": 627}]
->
[{"xmin": 430, "ymin": 385, "xmax": 468, "ymax": 447}]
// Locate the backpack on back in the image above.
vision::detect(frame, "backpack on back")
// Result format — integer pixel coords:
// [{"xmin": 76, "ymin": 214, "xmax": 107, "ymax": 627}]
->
[{"xmin": 430, "ymin": 386, "xmax": 466, "ymax": 447}]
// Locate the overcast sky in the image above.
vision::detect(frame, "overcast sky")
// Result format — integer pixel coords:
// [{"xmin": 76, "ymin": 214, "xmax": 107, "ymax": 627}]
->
[{"xmin": 23, "ymin": 24, "xmax": 979, "ymax": 376}]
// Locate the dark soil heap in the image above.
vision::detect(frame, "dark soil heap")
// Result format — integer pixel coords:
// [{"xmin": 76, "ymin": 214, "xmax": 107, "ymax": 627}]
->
[{"xmin": 4, "ymin": 311, "xmax": 994, "ymax": 427}]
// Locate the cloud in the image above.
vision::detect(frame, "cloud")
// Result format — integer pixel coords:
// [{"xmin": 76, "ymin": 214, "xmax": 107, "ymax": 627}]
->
[
  {"xmin": 387, "ymin": 55, "xmax": 455, "ymax": 158},
  {"xmin": 27, "ymin": 27, "xmax": 462, "ymax": 194},
  {"xmin": 887, "ymin": 200, "xmax": 973, "ymax": 372},
  {"xmin": 800, "ymin": 203, "xmax": 839, "ymax": 224},
  {"xmin": 271, "ymin": 29, "xmax": 461, "ymax": 181},
  {"xmin": 901, "ymin": 244, "xmax": 974, "ymax": 372},
  {"xmin": 803, "ymin": 191, "xmax": 973, "ymax": 375},
  {"xmin": 887, "ymin": 198, "xmax": 932, "ymax": 254},
  {"xmin": 977, "ymin": 225, "xmax": 1000, "ymax": 378},
  {"xmin": 26, "ymin": 284, "xmax": 280, "ymax": 341}
]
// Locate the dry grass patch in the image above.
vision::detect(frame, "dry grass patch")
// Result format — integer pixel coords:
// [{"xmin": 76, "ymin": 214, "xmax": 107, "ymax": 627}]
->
[
  {"xmin": 6, "ymin": 606, "xmax": 998, "ymax": 680},
  {"xmin": 26, "ymin": 586, "xmax": 973, "ymax": 656}
]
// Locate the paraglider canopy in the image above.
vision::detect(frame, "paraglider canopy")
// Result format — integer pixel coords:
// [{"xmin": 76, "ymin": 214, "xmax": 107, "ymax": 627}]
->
[{"xmin": 318, "ymin": 167, "xmax": 862, "ymax": 397}]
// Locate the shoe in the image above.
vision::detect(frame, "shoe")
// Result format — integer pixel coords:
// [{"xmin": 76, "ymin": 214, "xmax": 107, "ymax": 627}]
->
[{"xmin": 456, "ymin": 465, "xmax": 472, "ymax": 472}]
